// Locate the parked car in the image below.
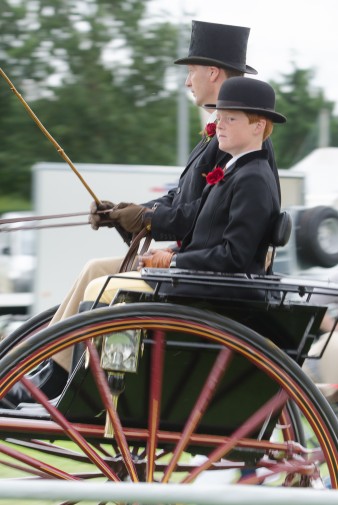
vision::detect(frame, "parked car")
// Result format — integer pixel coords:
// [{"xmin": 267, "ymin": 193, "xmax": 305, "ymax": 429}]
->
[{"xmin": 0, "ymin": 212, "xmax": 36, "ymax": 293}]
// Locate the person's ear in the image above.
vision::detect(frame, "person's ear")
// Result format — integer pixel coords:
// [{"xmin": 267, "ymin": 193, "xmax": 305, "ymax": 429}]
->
[
  {"xmin": 254, "ymin": 118, "xmax": 266, "ymax": 135},
  {"xmin": 208, "ymin": 66, "xmax": 221, "ymax": 82}
]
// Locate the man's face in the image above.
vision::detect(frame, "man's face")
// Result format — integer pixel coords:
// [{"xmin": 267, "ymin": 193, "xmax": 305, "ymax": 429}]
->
[
  {"xmin": 185, "ymin": 65, "xmax": 219, "ymax": 107},
  {"xmin": 216, "ymin": 110, "xmax": 263, "ymax": 156}
]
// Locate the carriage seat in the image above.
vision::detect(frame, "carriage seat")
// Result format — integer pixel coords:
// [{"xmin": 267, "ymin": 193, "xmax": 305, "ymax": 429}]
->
[
  {"xmin": 271, "ymin": 211, "xmax": 292, "ymax": 248},
  {"xmin": 267, "ymin": 211, "xmax": 292, "ymax": 273}
]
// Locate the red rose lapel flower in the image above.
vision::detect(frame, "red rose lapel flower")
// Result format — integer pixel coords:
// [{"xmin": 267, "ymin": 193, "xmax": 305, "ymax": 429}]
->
[
  {"xmin": 205, "ymin": 166, "xmax": 225, "ymax": 185},
  {"xmin": 201, "ymin": 122, "xmax": 217, "ymax": 142}
]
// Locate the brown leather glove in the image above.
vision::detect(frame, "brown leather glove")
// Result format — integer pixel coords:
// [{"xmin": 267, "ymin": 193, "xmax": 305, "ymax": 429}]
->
[
  {"xmin": 109, "ymin": 204, "xmax": 150, "ymax": 233},
  {"xmin": 88, "ymin": 200, "xmax": 115, "ymax": 230},
  {"xmin": 140, "ymin": 249, "xmax": 174, "ymax": 268},
  {"xmin": 113, "ymin": 202, "xmax": 131, "ymax": 210}
]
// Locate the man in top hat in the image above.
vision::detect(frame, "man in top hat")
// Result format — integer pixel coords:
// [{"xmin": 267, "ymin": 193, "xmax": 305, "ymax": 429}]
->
[
  {"xmin": 81, "ymin": 77, "xmax": 285, "ymax": 303},
  {"xmin": 1, "ymin": 21, "xmax": 280, "ymax": 407}
]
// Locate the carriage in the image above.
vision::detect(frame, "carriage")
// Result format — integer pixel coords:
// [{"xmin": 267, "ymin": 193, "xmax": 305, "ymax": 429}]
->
[
  {"xmin": 0, "ymin": 226, "xmax": 338, "ymax": 492},
  {"xmin": 1, "ymin": 64, "xmax": 338, "ymax": 499}
]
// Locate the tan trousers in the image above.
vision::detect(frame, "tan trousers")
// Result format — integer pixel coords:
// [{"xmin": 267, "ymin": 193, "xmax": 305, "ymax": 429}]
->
[
  {"xmin": 50, "ymin": 256, "xmax": 124, "ymax": 370},
  {"xmin": 83, "ymin": 271, "xmax": 153, "ymax": 304}
]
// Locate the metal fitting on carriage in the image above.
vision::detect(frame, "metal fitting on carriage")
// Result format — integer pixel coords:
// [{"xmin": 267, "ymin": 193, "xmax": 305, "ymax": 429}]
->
[{"xmin": 100, "ymin": 330, "xmax": 142, "ymax": 373}]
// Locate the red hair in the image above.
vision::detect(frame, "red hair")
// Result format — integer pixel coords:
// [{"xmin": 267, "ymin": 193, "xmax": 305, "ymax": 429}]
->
[{"xmin": 246, "ymin": 113, "xmax": 274, "ymax": 140}]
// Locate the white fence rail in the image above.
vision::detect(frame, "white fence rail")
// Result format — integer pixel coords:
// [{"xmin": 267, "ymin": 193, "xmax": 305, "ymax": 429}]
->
[{"xmin": 0, "ymin": 481, "xmax": 338, "ymax": 504}]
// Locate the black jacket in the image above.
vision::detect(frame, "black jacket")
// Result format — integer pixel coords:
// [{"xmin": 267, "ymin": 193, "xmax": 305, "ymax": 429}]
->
[
  {"xmin": 149, "ymin": 136, "xmax": 279, "ymax": 241},
  {"xmin": 173, "ymin": 150, "xmax": 280, "ymax": 274}
]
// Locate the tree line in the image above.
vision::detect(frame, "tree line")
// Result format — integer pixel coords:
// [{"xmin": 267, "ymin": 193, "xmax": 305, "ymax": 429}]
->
[{"xmin": 1, "ymin": 0, "xmax": 337, "ymax": 210}]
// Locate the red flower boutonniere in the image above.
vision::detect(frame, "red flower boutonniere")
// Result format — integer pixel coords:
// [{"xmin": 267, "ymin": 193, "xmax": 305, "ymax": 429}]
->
[
  {"xmin": 201, "ymin": 122, "xmax": 216, "ymax": 142},
  {"xmin": 204, "ymin": 166, "xmax": 225, "ymax": 185}
]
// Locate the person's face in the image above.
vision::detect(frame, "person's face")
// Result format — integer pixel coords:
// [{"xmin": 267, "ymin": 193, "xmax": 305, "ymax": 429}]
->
[
  {"xmin": 216, "ymin": 110, "xmax": 264, "ymax": 156},
  {"xmin": 185, "ymin": 65, "xmax": 218, "ymax": 107}
]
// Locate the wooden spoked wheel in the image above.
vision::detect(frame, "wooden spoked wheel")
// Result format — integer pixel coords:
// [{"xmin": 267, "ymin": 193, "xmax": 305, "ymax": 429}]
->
[{"xmin": 0, "ymin": 303, "xmax": 337, "ymax": 488}]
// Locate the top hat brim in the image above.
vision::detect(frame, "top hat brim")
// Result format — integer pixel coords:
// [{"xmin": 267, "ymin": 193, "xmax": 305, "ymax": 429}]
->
[
  {"xmin": 174, "ymin": 56, "xmax": 258, "ymax": 75},
  {"xmin": 204, "ymin": 102, "xmax": 286, "ymax": 124}
]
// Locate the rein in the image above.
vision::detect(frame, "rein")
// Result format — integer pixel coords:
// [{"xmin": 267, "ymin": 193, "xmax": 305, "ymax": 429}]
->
[
  {"xmin": 0, "ymin": 211, "xmax": 90, "ymax": 225},
  {"xmin": 0, "ymin": 209, "xmax": 133, "ymax": 246},
  {"xmin": 0, "ymin": 221, "xmax": 89, "ymax": 232},
  {"xmin": 0, "ymin": 210, "xmax": 109, "ymax": 233}
]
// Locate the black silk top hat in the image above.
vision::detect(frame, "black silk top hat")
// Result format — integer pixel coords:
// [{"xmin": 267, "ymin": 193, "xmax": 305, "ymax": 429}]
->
[
  {"xmin": 174, "ymin": 20, "xmax": 257, "ymax": 75},
  {"xmin": 205, "ymin": 77, "xmax": 287, "ymax": 123}
]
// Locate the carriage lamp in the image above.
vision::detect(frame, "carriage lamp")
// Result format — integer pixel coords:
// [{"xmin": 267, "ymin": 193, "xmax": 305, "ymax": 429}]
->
[
  {"xmin": 100, "ymin": 330, "xmax": 142, "ymax": 438},
  {"xmin": 100, "ymin": 330, "xmax": 142, "ymax": 373},
  {"xmin": 104, "ymin": 371, "xmax": 125, "ymax": 438}
]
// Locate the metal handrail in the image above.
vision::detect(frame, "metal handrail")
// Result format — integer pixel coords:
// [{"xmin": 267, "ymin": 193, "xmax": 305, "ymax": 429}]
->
[
  {"xmin": 0, "ymin": 480, "xmax": 337, "ymax": 504},
  {"xmin": 139, "ymin": 268, "xmax": 338, "ymax": 302}
]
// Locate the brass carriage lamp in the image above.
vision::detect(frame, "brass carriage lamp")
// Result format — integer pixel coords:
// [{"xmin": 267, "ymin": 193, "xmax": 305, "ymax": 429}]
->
[
  {"xmin": 100, "ymin": 330, "xmax": 142, "ymax": 438},
  {"xmin": 100, "ymin": 329, "xmax": 141, "ymax": 373}
]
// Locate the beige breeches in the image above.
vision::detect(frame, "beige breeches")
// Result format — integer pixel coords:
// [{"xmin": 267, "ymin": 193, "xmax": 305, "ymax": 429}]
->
[
  {"xmin": 51, "ymin": 256, "xmax": 124, "ymax": 370},
  {"xmin": 83, "ymin": 271, "xmax": 153, "ymax": 304}
]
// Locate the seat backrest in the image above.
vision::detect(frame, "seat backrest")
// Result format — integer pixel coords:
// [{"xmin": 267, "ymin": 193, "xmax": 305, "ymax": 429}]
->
[
  {"xmin": 271, "ymin": 211, "xmax": 292, "ymax": 248},
  {"xmin": 266, "ymin": 211, "xmax": 292, "ymax": 274}
]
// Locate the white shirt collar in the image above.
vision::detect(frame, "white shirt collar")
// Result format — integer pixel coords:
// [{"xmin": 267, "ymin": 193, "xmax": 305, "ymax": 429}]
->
[
  {"xmin": 226, "ymin": 150, "xmax": 260, "ymax": 169},
  {"xmin": 205, "ymin": 111, "xmax": 217, "ymax": 125}
]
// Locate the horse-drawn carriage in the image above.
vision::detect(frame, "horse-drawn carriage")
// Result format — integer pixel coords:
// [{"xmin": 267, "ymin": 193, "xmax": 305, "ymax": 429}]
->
[
  {"xmin": 2, "ymin": 64, "xmax": 338, "ymax": 491},
  {"xmin": 0, "ymin": 255, "xmax": 338, "ymax": 489}
]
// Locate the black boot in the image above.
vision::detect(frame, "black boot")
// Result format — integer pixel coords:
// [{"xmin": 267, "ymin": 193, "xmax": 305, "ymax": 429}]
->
[{"xmin": 0, "ymin": 359, "xmax": 68, "ymax": 409}]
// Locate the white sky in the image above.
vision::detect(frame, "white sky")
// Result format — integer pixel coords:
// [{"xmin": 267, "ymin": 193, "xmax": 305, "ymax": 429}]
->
[{"xmin": 149, "ymin": 0, "xmax": 338, "ymax": 112}]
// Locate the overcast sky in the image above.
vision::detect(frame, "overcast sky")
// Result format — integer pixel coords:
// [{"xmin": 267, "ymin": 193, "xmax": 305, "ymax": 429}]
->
[{"xmin": 149, "ymin": 0, "xmax": 338, "ymax": 112}]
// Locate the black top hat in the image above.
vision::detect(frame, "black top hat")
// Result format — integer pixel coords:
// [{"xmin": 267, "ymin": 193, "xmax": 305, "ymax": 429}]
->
[
  {"xmin": 174, "ymin": 20, "xmax": 257, "ymax": 75},
  {"xmin": 204, "ymin": 77, "xmax": 286, "ymax": 123}
]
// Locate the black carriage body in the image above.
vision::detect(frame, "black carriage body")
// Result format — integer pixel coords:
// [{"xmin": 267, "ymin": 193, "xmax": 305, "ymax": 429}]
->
[{"xmin": 56, "ymin": 271, "xmax": 327, "ymax": 436}]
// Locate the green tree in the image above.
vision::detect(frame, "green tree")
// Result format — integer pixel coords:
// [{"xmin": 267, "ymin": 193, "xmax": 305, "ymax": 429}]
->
[
  {"xmin": 270, "ymin": 65, "xmax": 337, "ymax": 168},
  {"xmin": 0, "ymin": 0, "xmax": 50, "ymax": 202},
  {"xmin": 330, "ymin": 114, "xmax": 338, "ymax": 147}
]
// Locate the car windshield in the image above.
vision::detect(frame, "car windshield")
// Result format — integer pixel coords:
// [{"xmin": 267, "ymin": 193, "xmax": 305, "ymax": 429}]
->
[
  {"xmin": 0, "ymin": 213, "xmax": 36, "ymax": 257},
  {"xmin": 20, "ymin": 229, "xmax": 35, "ymax": 256}
]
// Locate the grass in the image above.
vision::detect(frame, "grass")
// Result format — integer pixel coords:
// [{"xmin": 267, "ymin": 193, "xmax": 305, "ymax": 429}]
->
[
  {"xmin": 0, "ymin": 197, "xmax": 32, "ymax": 214},
  {"xmin": 0, "ymin": 439, "xmax": 112, "ymax": 504},
  {"xmin": 0, "ymin": 440, "xmax": 96, "ymax": 479}
]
